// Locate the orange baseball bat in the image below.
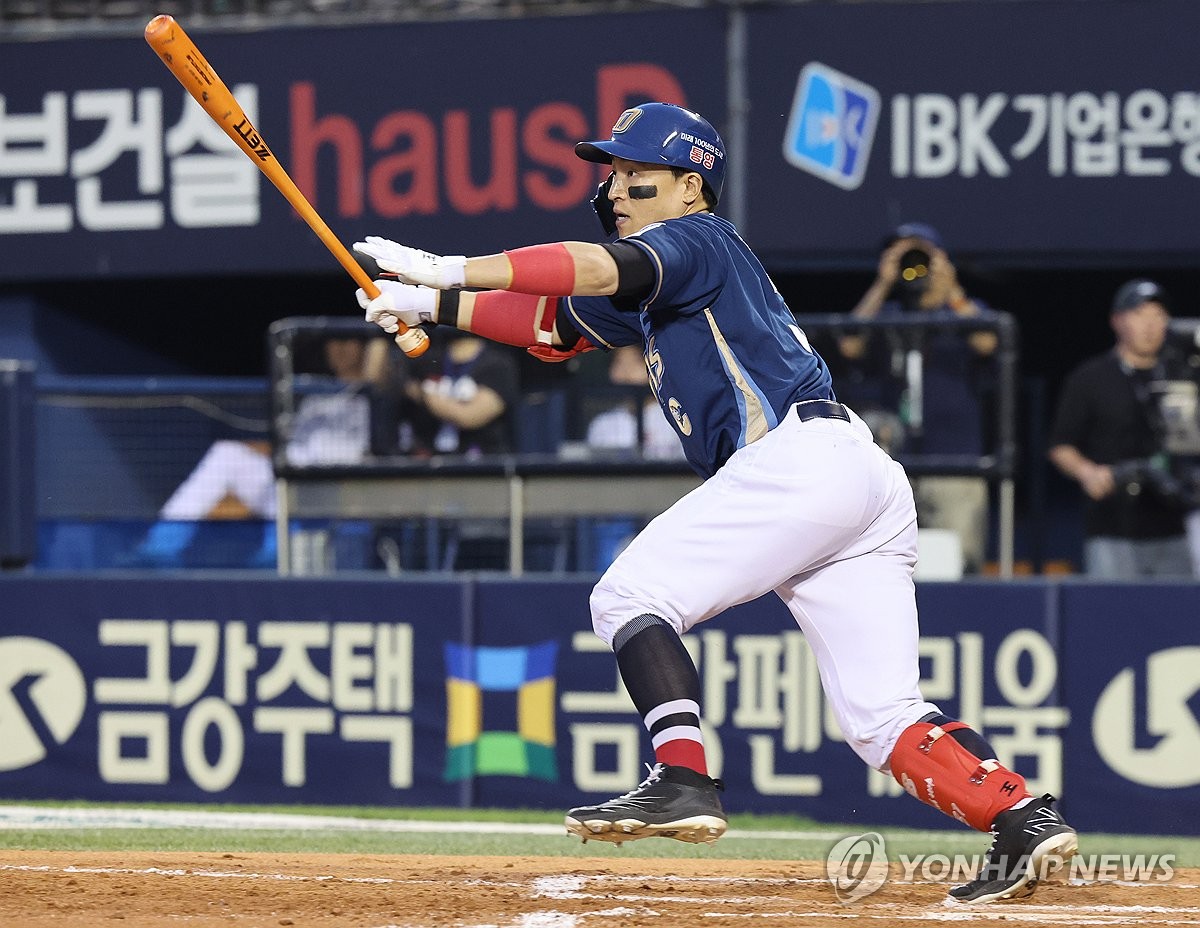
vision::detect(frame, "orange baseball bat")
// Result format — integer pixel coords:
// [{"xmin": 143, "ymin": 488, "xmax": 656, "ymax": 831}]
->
[{"xmin": 144, "ymin": 14, "xmax": 429, "ymax": 357}]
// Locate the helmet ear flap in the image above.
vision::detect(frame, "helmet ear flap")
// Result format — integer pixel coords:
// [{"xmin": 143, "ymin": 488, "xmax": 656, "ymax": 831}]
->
[{"xmin": 592, "ymin": 173, "xmax": 618, "ymax": 238}]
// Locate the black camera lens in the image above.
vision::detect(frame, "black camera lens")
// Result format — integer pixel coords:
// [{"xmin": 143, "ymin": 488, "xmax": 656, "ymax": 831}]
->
[{"xmin": 898, "ymin": 249, "xmax": 930, "ymax": 283}]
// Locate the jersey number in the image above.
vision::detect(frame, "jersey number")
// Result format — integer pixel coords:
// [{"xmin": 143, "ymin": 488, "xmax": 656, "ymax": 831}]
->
[{"xmin": 646, "ymin": 336, "xmax": 665, "ymax": 400}]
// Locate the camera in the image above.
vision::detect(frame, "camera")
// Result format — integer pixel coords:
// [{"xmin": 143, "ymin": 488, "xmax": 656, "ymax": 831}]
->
[
  {"xmin": 897, "ymin": 248, "xmax": 931, "ymax": 283},
  {"xmin": 893, "ymin": 248, "xmax": 932, "ymax": 308},
  {"xmin": 1116, "ymin": 365, "xmax": 1200, "ymax": 509},
  {"xmin": 1109, "ymin": 455, "xmax": 1200, "ymax": 510}
]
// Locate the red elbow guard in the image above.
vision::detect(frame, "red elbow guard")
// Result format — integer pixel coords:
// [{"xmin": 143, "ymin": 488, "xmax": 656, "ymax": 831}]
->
[
  {"xmin": 504, "ymin": 243, "xmax": 577, "ymax": 295},
  {"xmin": 890, "ymin": 721, "xmax": 1031, "ymax": 832},
  {"xmin": 467, "ymin": 290, "xmax": 557, "ymax": 348}
]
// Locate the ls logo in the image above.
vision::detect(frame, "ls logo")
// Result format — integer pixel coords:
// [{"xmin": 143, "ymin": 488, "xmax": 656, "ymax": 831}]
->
[
  {"xmin": 783, "ymin": 62, "xmax": 881, "ymax": 191},
  {"xmin": 0, "ymin": 637, "xmax": 87, "ymax": 771},
  {"xmin": 1093, "ymin": 646, "xmax": 1200, "ymax": 789}
]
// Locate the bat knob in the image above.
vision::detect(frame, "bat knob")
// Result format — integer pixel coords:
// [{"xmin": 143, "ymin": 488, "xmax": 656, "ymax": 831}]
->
[
  {"xmin": 144, "ymin": 14, "xmax": 174, "ymax": 38},
  {"xmin": 395, "ymin": 327, "xmax": 430, "ymax": 358}
]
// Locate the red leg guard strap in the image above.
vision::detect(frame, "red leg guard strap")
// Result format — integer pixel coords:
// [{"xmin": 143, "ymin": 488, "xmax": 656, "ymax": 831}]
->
[{"xmin": 890, "ymin": 721, "xmax": 1031, "ymax": 832}]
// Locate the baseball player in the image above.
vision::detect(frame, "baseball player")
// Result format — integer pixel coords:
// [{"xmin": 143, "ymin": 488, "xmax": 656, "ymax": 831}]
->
[{"xmin": 352, "ymin": 103, "xmax": 1076, "ymax": 903}]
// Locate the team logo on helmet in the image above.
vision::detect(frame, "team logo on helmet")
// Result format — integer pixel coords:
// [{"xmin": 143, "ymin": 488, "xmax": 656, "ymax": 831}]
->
[{"xmin": 612, "ymin": 108, "xmax": 643, "ymax": 134}]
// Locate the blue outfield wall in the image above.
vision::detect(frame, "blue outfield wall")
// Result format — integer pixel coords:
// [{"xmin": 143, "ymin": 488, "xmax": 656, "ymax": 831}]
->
[{"xmin": 0, "ymin": 575, "xmax": 1196, "ymax": 835}]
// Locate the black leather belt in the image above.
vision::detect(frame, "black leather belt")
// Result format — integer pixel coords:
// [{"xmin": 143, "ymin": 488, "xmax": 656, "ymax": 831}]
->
[{"xmin": 794, "ymin": 399, "xmax": 850, "ymax": 423}]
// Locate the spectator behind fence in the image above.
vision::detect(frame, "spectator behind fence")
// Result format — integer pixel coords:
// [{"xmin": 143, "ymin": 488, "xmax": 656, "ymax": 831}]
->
[
  {"xmin": 1048, "ymin": 279, "xmax": 1192, "ymax": 578},
  {"xmin": 377, "ymin": 328, "xmax": 518, "ymax": 457},
  {"xmin": 586, "ymin": 344, "xmax": 686, "ymax": 461},
  {"xmin": 371, "ymin": 328, "xmax": 520, "ymax": 571},
  {"xmin": 132, "ymin": 336, "xmax": 376, "ymax": 567},
  {"xmin": 837, "ymin": 222, "xmax": 998, "ymax": 573},
  {"xmin": 580, "ymin": 344, "xmax": 686, "ymax": 571}
]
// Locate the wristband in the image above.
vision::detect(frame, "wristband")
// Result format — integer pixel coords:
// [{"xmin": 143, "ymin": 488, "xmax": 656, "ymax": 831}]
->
[
  {"xmin": 437, "ymin": 289, "xmax": 460, "ymax": 328},
  {"xmin": 505, "ymin": 243, "xmax": 577, "ymax": 295},
  {"xmin": 432, "ymin": 255, "xmax": 467, "ymax": 289}
]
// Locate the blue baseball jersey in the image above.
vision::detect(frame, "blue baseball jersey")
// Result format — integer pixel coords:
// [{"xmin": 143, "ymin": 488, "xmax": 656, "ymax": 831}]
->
[{"xmin": 564, "ymin": 213, "xmax": 835, "ymax": 478}]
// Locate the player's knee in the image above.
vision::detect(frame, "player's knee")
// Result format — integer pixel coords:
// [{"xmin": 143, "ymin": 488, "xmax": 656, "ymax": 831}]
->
[
  {"xmin": 836, "ymin": 704, "xmax": 941, "ymax": 773},
  {"xmin": 588, "ymin": 581, "xmax": 624, "ymax": 648},
  {"xmin": 838, "ymin": 724, "xmax": 899, "ymax": 773},
  {"xmin": 589, "ymin": 578, "xmax": 684, "ymax": 649}
]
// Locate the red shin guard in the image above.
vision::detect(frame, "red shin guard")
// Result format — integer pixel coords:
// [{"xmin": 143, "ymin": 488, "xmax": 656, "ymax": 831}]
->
[{"xmin": 890, "ymin": 721, "xmax": 1031, "ymax": 832}]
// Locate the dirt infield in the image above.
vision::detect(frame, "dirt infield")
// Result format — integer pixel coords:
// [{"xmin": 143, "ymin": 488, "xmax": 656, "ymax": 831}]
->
[{"xmin": 1, "ymin": 851, "xmax": 1196, "ymax": 927}]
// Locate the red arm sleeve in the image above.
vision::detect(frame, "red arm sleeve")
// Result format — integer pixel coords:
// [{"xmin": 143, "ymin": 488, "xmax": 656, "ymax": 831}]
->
[{"xmin": 462, "ymin": 290, "xmax": 595, "ymax": 363}]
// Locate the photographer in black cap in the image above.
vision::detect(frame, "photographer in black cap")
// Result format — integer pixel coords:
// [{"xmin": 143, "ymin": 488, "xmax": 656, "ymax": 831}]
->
[
  {"xmin": 1048, "ymin": 279, "xmax": 1192, "ymax": 578},
  {"xmin": 838, "ymin": 222, "xmax": 998, "ymax": 574}
]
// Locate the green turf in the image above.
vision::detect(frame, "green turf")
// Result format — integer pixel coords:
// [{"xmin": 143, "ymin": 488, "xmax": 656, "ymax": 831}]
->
[{"xmin": 0, "ymin": 802, "xmax": 1196, "ymax": 865}]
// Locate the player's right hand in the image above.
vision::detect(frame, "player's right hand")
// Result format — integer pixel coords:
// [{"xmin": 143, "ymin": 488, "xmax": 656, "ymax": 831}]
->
[
  {"xmin": 357, "ymin": 279, "xmax": 438, "ymax": 333},
  {"xmin": 353, "ymin": 236, "xmax": 466, "ymax": 289}
]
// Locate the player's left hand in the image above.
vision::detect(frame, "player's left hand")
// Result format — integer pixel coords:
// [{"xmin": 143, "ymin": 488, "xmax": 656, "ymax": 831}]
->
[
  {"xmin": 356, "ymin": 279, "xmax": 438, "ymax": 332},
  {"xmin": 353, "ymin": 236, "xmax": 467, "ymax": 289}
]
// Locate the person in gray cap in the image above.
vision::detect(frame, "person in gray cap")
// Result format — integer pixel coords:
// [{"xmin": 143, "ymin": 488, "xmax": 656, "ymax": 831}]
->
[{"xmin": 1048, "ymin": 279, "xmax": 1192, "ymax": 578}]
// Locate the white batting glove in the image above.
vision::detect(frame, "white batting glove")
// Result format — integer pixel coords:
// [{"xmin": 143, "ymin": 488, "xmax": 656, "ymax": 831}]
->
[
  {"xmin": 353, "ymin": 236, "xmax": 467, "ymax": 289},
  {"xmin": 356, "ymin": 279, "xmax": 439, "ymax": 333}
]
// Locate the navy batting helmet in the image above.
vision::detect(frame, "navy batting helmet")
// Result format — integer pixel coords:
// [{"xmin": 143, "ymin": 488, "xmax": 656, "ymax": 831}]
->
[{"xmin": 575, "ymin": 103, "xmax": 726, "ymax": 205}]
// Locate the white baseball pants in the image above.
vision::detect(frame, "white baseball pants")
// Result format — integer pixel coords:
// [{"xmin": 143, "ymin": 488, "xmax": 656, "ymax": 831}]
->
[{"xmin": 590, "ymin": 405, "xmax": 939, "ymax": 771}]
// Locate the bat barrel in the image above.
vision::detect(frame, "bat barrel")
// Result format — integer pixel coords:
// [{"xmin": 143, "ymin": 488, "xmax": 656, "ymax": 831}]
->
[{"xmin": 143, "ymin": 14, "xmax": 428, "ymax": 358}]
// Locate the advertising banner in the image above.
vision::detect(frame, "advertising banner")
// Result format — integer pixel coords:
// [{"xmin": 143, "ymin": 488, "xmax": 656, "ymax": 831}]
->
[
  {"xmin": 0, "ymin": 13, "xmax": 725, "ymax": 281},
  {"xmin": 748, "ymin": 0, "xmax": 1200, "ymax": 264},
  {"xmin": 1058, "ymin": 583, "xmax": 1200, "ymax": 835},
  {"xmin": 7, "ymin": 2, "xmax": 1200, "ymax": 279},
  {"xmin": 0, "ymin": 576, "xmax": 465, "ymax": 805},
  {"xmin": 6, "ymin": 574, "xmax": 1195, "ymax": 834}
]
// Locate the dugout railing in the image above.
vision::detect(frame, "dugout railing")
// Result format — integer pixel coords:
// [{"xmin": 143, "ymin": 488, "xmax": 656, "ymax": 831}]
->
[{"xmin": 268, "ymin": 311, "xmax": 1019, "ymax": 577}]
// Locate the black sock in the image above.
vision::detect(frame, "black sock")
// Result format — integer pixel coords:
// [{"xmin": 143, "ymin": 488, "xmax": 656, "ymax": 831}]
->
[{"xmin": 614, "ymin": 614, "xmax": 707, "ymax": 774}]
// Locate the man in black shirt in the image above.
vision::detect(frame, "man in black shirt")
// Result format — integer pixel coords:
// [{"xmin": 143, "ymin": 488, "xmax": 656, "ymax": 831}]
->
[{"xmin": 1048, "ymin": 279, "xmax": 1192, "ymax": 578}]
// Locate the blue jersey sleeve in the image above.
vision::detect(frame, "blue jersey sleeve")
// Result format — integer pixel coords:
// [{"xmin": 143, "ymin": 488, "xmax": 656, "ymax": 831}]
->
[
  {"xmin": 624, "ymin": 219, "xmax": 725, "ymax": 316},
  {"xmin": 562, "ymin": 219, "xmax": 727, "ymax": 346},
  {"xmin": 562, "ymin": 294, "xmax": 644, "ymax": 350}
]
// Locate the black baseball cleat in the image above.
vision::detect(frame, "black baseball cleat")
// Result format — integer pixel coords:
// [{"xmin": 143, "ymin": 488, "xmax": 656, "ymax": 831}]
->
[
  {"xmin": 565, "ymin": 763, "xmax": 727, "ymax": 846},
  {"xmin": 949, "ymin": 794, "xmax": 1079, "ymax": 903}
]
